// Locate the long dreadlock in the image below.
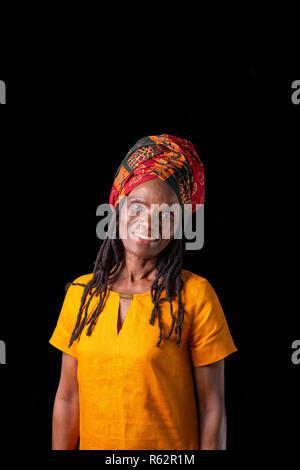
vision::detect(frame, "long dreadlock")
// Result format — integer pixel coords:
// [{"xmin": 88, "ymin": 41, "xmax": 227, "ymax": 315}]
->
[{"xmin": 66, "ymin": 202, "xmax": 185, "ymax": 349}]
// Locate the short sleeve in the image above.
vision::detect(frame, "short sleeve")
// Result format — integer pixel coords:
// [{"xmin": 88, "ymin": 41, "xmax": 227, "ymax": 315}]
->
[
  {"xmin": 188, "ymin": 279, "xmax": 238, "ymax": 367},
  {"xmin": 49, "ymin": 281, "xmax": 83, "ymax": 358}
]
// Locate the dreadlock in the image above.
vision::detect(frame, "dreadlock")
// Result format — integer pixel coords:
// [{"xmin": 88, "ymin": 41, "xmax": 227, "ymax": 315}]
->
[{"xmin": 67, "ymin": 202, "xmax": 185, "ymax": 349}]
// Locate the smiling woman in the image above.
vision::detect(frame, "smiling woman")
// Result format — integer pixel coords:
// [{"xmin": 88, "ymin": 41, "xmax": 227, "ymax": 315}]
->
[
  {"xmin": 49, "ymin": 134, "xmax": 237, "ymax": 451},
  {"xmin": 119, "ymin": 179, "xmax": 180, "ymax": 262}
]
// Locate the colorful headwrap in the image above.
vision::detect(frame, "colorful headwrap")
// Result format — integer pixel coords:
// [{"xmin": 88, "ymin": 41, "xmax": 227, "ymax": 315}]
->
[{"xmin": 109, "ymin": 134, "xmax": 205, "ymax": 213}]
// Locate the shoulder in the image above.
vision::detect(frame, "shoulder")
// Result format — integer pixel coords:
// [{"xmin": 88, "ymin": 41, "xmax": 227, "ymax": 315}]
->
[
  {"xmin": 72, "ymin": 273, "xmax": 94, "ymax": 285},
  {"xmin": 181, "ymin": 268, "xmax": 209, "ymax": 290},
  {"xmin": 64, "ymin": 273, "xmax": 94, "ymax": 300},
  {"xmin": 181, "ymin": 268, "xmax": 211, "ymax": 304}
]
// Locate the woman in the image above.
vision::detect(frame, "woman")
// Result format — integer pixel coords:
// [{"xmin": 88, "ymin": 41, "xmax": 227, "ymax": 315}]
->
[{"xmin": 49, "ymin": 134, "xmax": 237, "ymax": 450}]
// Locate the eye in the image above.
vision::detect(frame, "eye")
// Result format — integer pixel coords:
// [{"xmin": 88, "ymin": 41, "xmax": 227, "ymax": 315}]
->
[
  {"xmin": 128, "ymin": 203, "xmax": 144, "ymax": 215},
  {"xmin": 133, "ymin": 203, "xmax": 144, "ymax": 211}
]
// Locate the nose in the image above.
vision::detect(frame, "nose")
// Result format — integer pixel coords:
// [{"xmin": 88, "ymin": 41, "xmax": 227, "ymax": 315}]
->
[{"xmin": 139, "ymin": 210, "xmax": 161, "ymax": 238}]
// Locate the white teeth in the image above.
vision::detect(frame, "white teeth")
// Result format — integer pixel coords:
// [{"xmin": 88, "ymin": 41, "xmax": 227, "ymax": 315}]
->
[{"xmin": 133, "ymin": 232, "xmax": 158, "ymax": 241}]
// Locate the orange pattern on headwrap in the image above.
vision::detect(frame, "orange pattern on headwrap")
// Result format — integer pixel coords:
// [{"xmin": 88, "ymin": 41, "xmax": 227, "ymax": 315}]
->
[{"xmin": 109, "ymin": 134, "xmax": 205, "ymax": 213}]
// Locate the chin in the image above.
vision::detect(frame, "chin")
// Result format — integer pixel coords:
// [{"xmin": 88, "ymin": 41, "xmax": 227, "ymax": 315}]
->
[{"xmin": 124, "ymin": 240, "xmax": 164, "ymax": 257}]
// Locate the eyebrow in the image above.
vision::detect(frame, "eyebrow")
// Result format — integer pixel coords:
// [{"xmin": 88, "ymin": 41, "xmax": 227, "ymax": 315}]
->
[
  {"xmin": 127, "ymin": 198, "xmax": 147, "ymax": 204},
  {"xmin": 127, "ymin": 198, "xmax": 175, "ymax": 213}
]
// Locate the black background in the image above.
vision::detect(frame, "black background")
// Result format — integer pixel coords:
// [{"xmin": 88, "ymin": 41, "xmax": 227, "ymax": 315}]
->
[{"xmin": 0, "ymin": 56, "xmax": 299, "ymax": 460}]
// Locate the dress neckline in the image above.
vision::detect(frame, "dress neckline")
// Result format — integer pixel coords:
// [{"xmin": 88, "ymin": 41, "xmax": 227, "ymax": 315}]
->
[{"xmin": 107, "ymin": 288, "xmax": 152, "ymax": 298}]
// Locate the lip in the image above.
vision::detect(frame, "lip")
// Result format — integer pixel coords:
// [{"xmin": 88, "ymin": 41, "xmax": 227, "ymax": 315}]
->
[{"xmin": 130, "ymin": 231, "xmax": 161, "ymax": 245}]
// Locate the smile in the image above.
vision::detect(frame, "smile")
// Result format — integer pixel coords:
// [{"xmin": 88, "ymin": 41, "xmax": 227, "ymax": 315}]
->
[{"xmin": 131, "ymin": 232, "xmax": 161, "ymax": 243}]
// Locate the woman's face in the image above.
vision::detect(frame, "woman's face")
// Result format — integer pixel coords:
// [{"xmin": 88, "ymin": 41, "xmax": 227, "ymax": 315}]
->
[{"xmin": 119, "ymin": 178, "xmax": 180, "ymax": 259}]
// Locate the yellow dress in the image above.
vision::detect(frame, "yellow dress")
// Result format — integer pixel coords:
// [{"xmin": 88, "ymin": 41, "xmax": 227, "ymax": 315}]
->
[{"xmin": 49, "ymin": 268, "xmax": 237, "ymax": 450}]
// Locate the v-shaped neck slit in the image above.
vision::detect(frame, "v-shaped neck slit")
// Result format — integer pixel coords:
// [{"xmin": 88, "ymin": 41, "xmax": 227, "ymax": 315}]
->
[{"xmin": 116, "ymin": 296, "xmax": 133, "ymax": 337}]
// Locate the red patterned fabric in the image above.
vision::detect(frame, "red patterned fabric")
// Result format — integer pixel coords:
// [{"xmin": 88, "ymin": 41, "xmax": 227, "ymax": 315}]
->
[{"xmin": 109, "ymin": 134, "xmax": 205, "ymax": 213}]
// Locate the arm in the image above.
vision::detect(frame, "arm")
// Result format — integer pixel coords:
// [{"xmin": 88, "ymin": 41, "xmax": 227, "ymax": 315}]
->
[
  {"xmin": 194, "ymin": 358, "xmax": 226, "ymax": 450},
  {"xmin": 52, "ymin": 352, "xmax": 79, "ymax": 450}
]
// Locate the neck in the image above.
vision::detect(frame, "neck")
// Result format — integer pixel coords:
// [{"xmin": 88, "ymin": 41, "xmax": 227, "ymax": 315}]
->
[{"xmin": 119, "ymin": 251, "xmax": 158, "ymax": 285}]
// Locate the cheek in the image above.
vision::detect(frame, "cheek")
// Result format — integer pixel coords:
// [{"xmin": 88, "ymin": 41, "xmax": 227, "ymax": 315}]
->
[
  {"xmin": 119, "ymin": 217, "xmax": 140, "ymax": 250},
  {"xmin": 119, "ymin": 209, "xmax": 134, "ymax": 238},
  {"xmin": 119, "ymin": 217, "xmax": 128, "ymax": 239},
  {"xmin": 161, "ymin": 219, "xmax": 175, "ymax": 238},
  {"xmin": 119, "ymin": 216, "xmax": 137, "ymax": 241}
]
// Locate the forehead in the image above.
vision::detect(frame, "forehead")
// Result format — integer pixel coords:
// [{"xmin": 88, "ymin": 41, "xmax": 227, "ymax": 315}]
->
[{"xmin": 127, "ymin": 179, "xmax": 179, "ymax": 205}]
